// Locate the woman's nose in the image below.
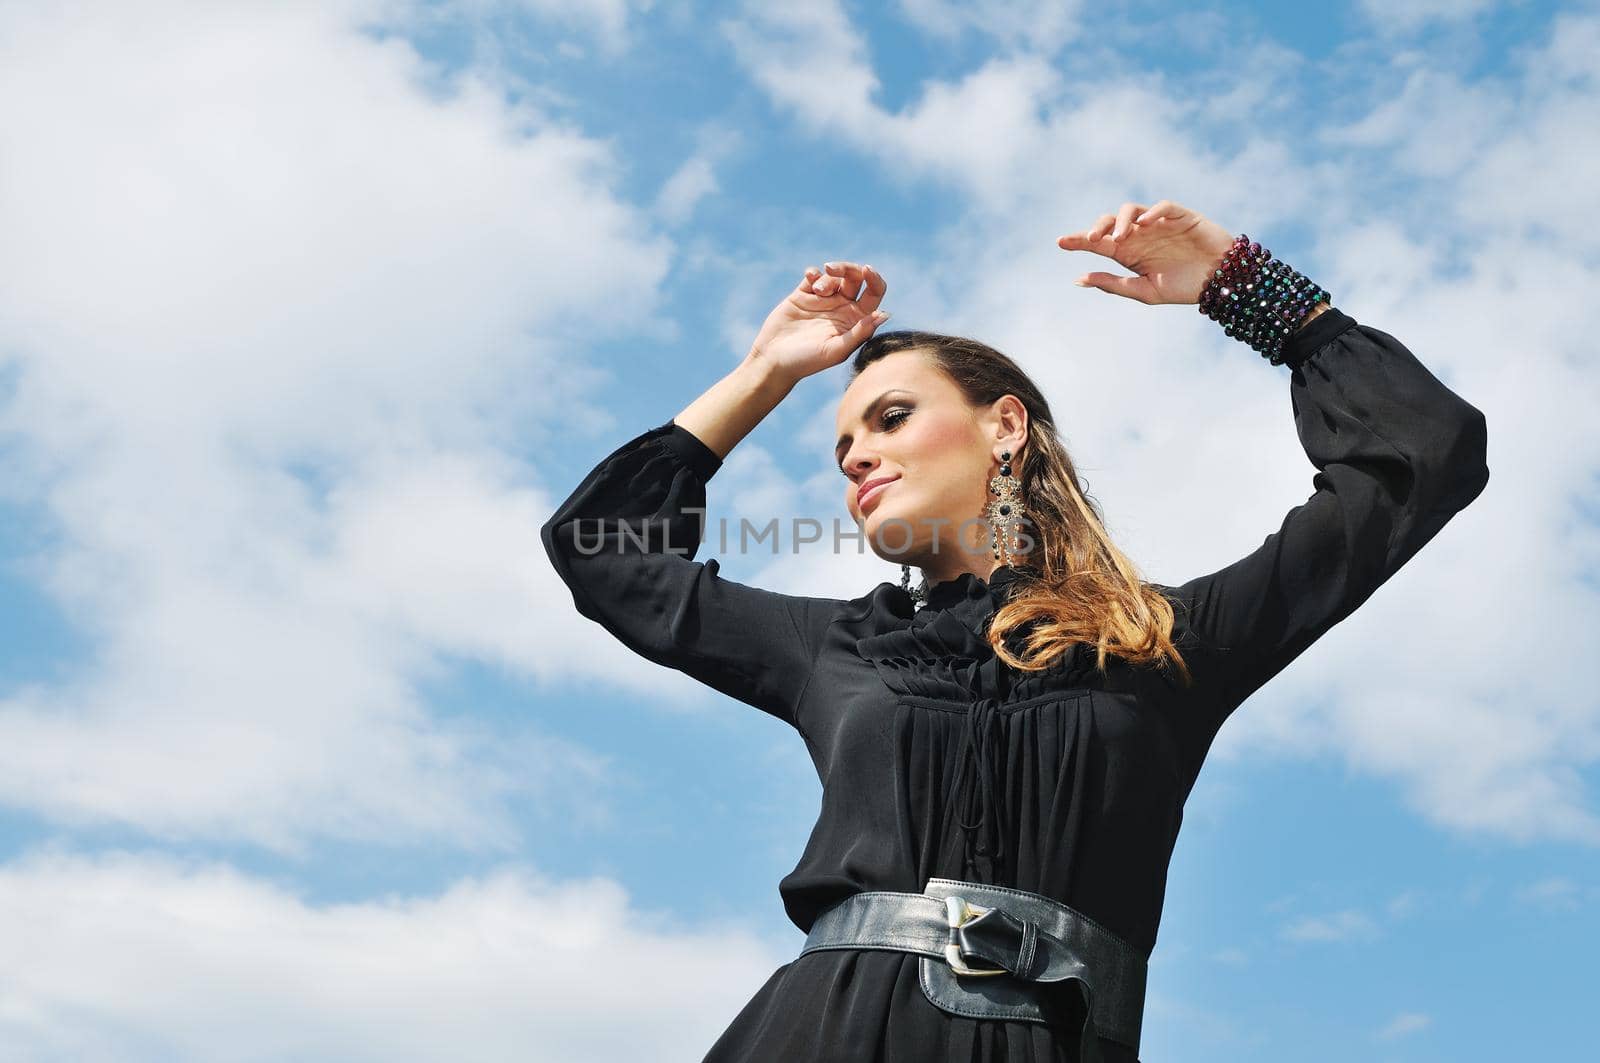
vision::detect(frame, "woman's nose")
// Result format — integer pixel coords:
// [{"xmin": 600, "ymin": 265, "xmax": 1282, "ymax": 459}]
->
[{"xmin": 844, "ymin": 453, "xmax": 879, "ymax": 480}]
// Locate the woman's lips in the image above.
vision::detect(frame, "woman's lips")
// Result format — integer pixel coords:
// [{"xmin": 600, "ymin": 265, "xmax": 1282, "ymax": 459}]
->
[{"xmin": 859, "ymin": 477, "xmax": 897, "ymax": 512}]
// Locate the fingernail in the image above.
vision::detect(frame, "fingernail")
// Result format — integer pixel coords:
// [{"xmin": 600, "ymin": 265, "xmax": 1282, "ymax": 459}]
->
[
  {"xmin": 874, "ymin": 310, "xmax": 892, "ymax": 322},
  {"xmin": 823, "ymin": 261, "xmax": 837, "ymax": 269},
  {"xmin": 1074, "ymin": 278, "xmax": 1087, "ymax": 286}
]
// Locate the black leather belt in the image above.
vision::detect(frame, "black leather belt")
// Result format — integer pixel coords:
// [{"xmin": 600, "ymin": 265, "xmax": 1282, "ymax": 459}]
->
[{"xmin": 798, "ymin": 878, "xmax": 1146, "ymax": 1060}]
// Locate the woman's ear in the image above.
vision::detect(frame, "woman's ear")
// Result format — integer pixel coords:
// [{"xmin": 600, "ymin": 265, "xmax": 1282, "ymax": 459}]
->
[{"xmin": 991, "ymin": 394, "xmax": 1028, "ymax": 458}]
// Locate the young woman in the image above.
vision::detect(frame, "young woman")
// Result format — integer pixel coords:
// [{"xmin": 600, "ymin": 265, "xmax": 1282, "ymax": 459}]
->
[{"xmin": 541, "ymin": 200, "xmax": 1490, "ymax": 1062}]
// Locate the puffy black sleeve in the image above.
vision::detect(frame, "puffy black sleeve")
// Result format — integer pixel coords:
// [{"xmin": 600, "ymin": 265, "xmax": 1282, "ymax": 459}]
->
[
  {"xmin": 1158, "ymin": 308, "xmax": 1490, "ymax": 775},
  {"xmin": 539, "ymin": 418, "xmax": 843, "ymax": 732}
]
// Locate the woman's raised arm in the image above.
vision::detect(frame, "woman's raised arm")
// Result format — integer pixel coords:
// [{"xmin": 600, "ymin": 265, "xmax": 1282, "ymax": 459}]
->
[
  {"xmin": 1158, "ymin": 310, "xmax": 1488, "ymax": 766},
  {"xmin": 1060, "ymin": 200, "xmax": 1490, "ymax": 781},
  {"xmin": 540, "ymin": 263, "xmax": 892, "ymax": 733}
]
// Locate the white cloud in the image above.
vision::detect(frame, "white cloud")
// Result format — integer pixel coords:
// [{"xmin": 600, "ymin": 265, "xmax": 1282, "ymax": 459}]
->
[
  {"xmin": 1139, "ymin": 989, "xmax": 1271, "ymax": 1056},
  {"xmin": 0, "ymin": 0, "xmax": 678, "ymax": 849},
  {"xmin": 1320, "ymin": 13, "xmax": 1600, "ymax": 262},
  {"xmin": 1280, "ymin": 908, "xmax": 1379, "ymax": 944},
  {"xmin": 499, "ymin": 0, "xmax": 654, "ymax": 53},
  {"xmin": 1318, "ymin": 66, "xmax": 1518, "ymax": 178},
  {"xmin": 895, "ymin": 0, "xmax": 1086, "ymax": 54},
  {"xmin": 1386, "ymin": 889, "xmax": 1424, "ymax": 919},
  {"xmin": 374, "ymin": 0, "xmax": 658, "ymax": 60},
  {"xmin": 719, "ymin": 3, "xmax": 884, "ymax": 137},
  {"xmin": 1513, "ymin": 875, "xmax": 1584, "ymax": 912},
  {"xmin": 654, "ymin": 123, "xmax": 744, "ymax": 226},
  {"xmin": 1375, "ymin": 1011, "xmax": 1432, "ymax": 1040},
  {"xmin": 1357, "ymin": 0, "xmax": 1500, "ymax": 35},
  {"xmin": 721, "ymin": 2, "xmax": 1070, "ymax": 210},
  {"xmin": 0, "ymin": 847, "xmax": 789, "ymax": 1062}
]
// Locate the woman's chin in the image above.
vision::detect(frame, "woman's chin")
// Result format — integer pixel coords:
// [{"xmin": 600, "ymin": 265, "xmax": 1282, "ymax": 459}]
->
[{"xmin": 864, "ymin": 501, "xmax": 917, "ymax": 550}]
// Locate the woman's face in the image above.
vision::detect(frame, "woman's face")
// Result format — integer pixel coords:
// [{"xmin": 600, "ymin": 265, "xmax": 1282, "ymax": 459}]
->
[{"xmin": 834, "ymin": 349, "xmax": 1024, "ymax": 574}]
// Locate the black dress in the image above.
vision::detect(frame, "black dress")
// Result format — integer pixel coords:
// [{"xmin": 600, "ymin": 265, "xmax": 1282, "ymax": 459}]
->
[{"xmin": 540, "ymin": 307, "xmax": 1489, "ymax": 1062}]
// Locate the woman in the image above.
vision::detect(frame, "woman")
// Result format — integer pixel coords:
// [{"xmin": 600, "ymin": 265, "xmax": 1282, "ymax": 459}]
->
[{"xmin": 540, "ymin": 200, "xmax": 1490, "ymax": 1062}]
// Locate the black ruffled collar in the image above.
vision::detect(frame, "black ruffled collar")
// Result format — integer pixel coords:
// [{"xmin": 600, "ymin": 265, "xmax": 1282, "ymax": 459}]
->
[
  {"xmin": 921, "ymin": 563, "xmax": 1026, "ymax": 611},
  {"xmin": 857, "ymin": 561, "xmax": 1100, "ymax": 706}
]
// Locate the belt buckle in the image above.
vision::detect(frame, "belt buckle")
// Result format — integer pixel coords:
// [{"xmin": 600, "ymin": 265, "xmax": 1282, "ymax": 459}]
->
[{"xmin": 943, "ymin": 895, "xmax": 1009, "ymax": 977}]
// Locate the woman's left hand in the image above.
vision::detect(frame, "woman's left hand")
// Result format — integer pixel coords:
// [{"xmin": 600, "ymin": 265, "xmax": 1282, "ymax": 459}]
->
[{"xmin": 1056, "ymin": 200, "xmax": 1236, "ymax": 305}]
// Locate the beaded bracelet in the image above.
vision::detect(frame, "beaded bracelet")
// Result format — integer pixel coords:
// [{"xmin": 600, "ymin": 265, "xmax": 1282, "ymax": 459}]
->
[{"xmin": 1198, "ymin": 234, "xmax": 1331, "ymax": 365}]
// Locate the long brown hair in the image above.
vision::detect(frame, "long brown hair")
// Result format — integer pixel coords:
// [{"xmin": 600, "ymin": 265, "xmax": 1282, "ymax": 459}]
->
[{"xmin": 850, "ymin": 329, "xmax": 1194, "ymax": 687}]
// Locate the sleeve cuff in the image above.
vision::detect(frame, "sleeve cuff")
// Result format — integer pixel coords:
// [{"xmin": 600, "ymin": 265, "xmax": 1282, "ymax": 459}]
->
[
  {"xmin": 656, "ymin": 418, "xmax": 725, "ymax": 482},
  {"xmin": 1280, "ymin": 306, "xmax": 1358, "ymax": 370}
]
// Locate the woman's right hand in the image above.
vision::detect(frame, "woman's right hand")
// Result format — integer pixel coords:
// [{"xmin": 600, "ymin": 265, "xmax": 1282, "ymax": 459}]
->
[{"xmin": 749, "ymin": 261, "xmax": 891, "ymax": 386}]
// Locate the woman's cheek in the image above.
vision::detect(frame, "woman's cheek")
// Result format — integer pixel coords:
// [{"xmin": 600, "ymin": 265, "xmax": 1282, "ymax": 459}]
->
[{"xmin": 913, "ymin": 417, "xmax": 968, "ymax": 456}]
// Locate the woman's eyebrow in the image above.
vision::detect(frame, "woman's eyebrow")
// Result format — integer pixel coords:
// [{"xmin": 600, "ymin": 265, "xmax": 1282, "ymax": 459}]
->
[{"xmin": 835, "ymin": 389, "xmax": 915, "ymax": 462}]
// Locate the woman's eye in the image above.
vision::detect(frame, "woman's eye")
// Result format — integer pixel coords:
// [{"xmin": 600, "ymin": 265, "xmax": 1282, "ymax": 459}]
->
[{"xmin": 839, "ymin": 409, "xmax": 912, "ymax": 476}]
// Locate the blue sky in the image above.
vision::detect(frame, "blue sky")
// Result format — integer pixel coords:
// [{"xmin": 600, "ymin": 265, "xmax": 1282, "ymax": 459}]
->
[{"xmin": 0, "ymin": 0, "xmax": 1594, "ymax": 1059}]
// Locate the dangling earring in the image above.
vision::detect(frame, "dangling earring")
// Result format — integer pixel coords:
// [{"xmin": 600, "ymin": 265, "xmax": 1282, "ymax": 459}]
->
[
  {"xmin": 987, "ymin": 448, "xmax": 1026, "ymax": 567},
  {"xmin": 900, "ymin": 563, "xmax": 928, "ymax": 608}
]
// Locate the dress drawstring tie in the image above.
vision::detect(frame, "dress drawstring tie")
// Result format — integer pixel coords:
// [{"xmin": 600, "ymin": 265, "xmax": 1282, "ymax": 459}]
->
[{"xmin": 953, "ymin": 696, "xmax": 1006, "ymax": 881}]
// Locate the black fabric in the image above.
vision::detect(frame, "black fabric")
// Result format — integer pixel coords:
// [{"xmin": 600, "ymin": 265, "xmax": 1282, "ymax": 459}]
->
[{"xmin": 539, "ymin": 308, "xmax": 1490, "ymax": 1062}]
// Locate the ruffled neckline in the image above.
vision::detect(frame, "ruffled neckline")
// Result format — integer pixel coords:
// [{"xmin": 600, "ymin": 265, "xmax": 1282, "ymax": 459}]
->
[
  {"xmin": 852, "ymin": 561, "xmax": 1102, "ymax": 705},
  {"xmin": 920, "ymin": 563, "xmax": 1026, "ymax": 611}
]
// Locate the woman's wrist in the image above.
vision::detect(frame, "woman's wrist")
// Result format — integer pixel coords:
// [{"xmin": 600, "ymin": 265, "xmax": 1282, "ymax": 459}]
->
[
  {"xmin": 1197, "ymin": 234, "xmax": 1332, "ymax": 364},
  {"xmin": 1296, "ymin": 302, "xmax": 1331, "ymax": 331},
  {"xmin": 672, "ymin": 352, "xmax": 796, "ymax": 462}
]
